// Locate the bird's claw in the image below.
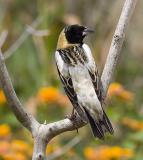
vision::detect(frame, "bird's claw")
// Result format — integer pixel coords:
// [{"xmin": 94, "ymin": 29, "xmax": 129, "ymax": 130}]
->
[
  {"xmin": 65, "ymin": 112, "xmax": 79, "ymax": 133},
  {"xmin": 65, "ymin": 112, "xmax": 77, "ymax": 121}
]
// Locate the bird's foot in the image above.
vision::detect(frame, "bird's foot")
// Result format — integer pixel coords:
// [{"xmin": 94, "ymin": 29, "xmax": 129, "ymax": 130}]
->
[
  {"xmin": 65, "ymin": 111, "xmax": 77, "ymax": 121},
  {"xmin": 65, "ymin": 112, "xmax": 79, "ymax": 133}
]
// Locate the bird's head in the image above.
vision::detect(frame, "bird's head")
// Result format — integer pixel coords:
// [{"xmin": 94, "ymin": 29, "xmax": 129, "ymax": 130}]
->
[
  {"xmin": 64, "ymin": 24, "xmax": 94, "ymax": 44},
  {"xmin": 57, "ymin": 24, "xmax": 94, "ymax": 49}
]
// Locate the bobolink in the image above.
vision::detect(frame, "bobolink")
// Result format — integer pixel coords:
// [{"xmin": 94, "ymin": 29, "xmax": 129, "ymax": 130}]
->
[{"xmin": 55, "ymin": 24, "xmax": 113, "ymax": 139}]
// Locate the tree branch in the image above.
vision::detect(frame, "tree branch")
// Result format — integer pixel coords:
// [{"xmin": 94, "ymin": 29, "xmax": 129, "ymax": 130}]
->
[
  {"xmin": 0, "ymin": 0, "xmax": 138, "ymax": 159},
  {"xmin": 0, "ymin": 31, "xmax": 39, "ymax": 132},
  {"xmin": 0, "ymin": 30, "xmax": 8, "ymax": 48},
  {"xmin": 101, "ymin": 0, "xmax": 137, "ymax": 97},
  {"xmin": 3, "ymin": 17, "xmax": 42, "ymax": 60}
]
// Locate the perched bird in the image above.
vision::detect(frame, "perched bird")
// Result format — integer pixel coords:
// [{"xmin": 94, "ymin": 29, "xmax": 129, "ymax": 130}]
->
[{"xmin": 55, "ymin": 24, "xmax": 113, "ymax": 139}]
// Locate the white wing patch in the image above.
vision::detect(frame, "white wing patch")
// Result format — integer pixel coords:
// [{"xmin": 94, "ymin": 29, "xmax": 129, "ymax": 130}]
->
[
  {"xmin": 82, "ymin": 44, "xmax": 103, "ymax": 103},
  {"xmin": 55, "ymin": 51, "xmax": 69, "ymax": 77},
  {"xmin": 82, "ymin": 44, "xmax": 96, "ymax": 72}
]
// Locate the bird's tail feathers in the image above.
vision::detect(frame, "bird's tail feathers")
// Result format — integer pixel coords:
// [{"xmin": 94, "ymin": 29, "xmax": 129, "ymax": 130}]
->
[
  {"xmin": 83, "ymin": 107, "xmax": 114, "ymax": 139},
  {"xmin": 101, "ymin": 110, "xmax": 114, "ymax": 134}
]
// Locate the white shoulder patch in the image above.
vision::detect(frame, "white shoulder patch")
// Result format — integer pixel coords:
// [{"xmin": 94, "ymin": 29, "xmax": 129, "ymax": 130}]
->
[
  {"xmin": 55, "ymin": 51, "xmax": 68, "ymax": 76},
  {"xmin": 55, "ymin": 51, "xmax": 64, "ymax": 71},
  {"xmin": 82, "ymin": 44, "xmax": 96, "ymax": 70},
  {"xmin": 55, "ymin": 51, "xmax": 65, "ymax": 74},
  {"xmin": 82, "ymin": 44, "xmax": 92, "ymax": 57}
]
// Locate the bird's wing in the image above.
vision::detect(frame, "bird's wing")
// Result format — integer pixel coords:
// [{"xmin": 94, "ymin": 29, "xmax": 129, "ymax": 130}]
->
[
  {"xmin": 82, "ymin": 44, "xmax": 104, "ymax": 103},
  {"xmin": 55, "ymin": 51, "xmax": 87, "ymax": 122}
]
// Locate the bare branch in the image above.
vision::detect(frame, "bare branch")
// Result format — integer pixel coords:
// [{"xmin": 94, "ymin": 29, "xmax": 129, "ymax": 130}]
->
[
  {"xmin": 26, "ymin": 25, "xmax": 49, "ymax": 37},
  {"xmin": 0, "ymin": 30, "xmax": 8, "ymax": 48},
  {"xmin": 101, "ymin": 0, "xmax": 137, "ymax": 97},
  {"xmin": 3, "ymin": 17, "xmax": 42, "ymax": 60},
  {"xmin": 31, "ymin": 116, "xmax": 84, "ymax": 160},
  {"xmin": 46, "ymin": 115, "xmax": 86, "ymax": 137},
  {"xmin": 0, "ymin": 32, "xmax": 39, "ymax": 132}
]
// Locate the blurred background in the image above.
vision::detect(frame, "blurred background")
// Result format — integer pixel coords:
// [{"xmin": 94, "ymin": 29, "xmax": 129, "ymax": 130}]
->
[{"xmin": 0, "ymin": 0, "xmax": 143, "ymax": 159}]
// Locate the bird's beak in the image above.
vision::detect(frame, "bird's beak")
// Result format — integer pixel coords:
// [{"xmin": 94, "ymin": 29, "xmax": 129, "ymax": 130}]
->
[{"xmin": 83, "ymin": 27, "xmax": 94, "ymax": 36}]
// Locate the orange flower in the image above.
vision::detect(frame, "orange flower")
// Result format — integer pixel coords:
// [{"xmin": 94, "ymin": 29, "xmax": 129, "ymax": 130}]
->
[
  {"xmin": 122, "ymin": 117, "xmax": 143, "ymax": 131},
  {"xmin": 108, "ymin": 82, "xmax": 123, "ymax": 96},
  {"xmin": 0, "ymin": 90, "xmax": 6, "ymax": 104},
  {"xmin": 84, "ymin": 146, "xmax": 133, "ymax": 160},
  {"xmin": 0, "ymin": 141, "xmax": 10, "ymax": 155},
  {"xmin": 37, "ymin": 87, "xmax": 59, "ymax": 103},
  {"xmin": 37, "ymin": 86, "xmax": 70, "ymax": 106},
  {"xmin": 56, "ymin": 94, "xmax": 70, "ymax": 107},
  {"xmin": 84, "ymin": 147, "xmax": 96, "ymax": 160},
  {"xmin": 2, "ymin": 152, "xmax": 26, "ymax": 160},
  {"xmin": 105, "ymin": 146, "xmax": 125, "ymax": 159},
  {"xmin": 0, "ymin": 124, "xmax": 11, "ymax": 138},
  {"xmin": 11, "ymin": 140, "xmax": 30, "ymax": 153},
  {"xmin": 118, "ymin": 90, "xmax": 134, "ymax": 102},
  {"xmin": 107, "ymin": 82, "xmax": 134, "ymax": 102},
  {"xmin": 122, "ymin": 148, "xmax": 134, "ymax": 157}
]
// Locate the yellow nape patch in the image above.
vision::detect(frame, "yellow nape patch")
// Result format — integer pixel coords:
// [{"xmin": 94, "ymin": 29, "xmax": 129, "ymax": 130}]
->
[{"xmin": 57, "ymin": 30, "xmax": 75, "ymax": 49}]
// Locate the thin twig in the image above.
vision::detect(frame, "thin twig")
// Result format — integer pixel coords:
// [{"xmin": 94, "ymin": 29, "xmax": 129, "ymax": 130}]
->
[
  {"xmin": 0, "ymin": 30, "xmax": 8, "ymax": 48},
  {"xmin": 47, "ymin": 136, "xmax": 81, "ymax": 160},
  {"xmin": 26, "ymin": 25, "xmax": 49, "ymax": 37},
  {"xmin": 0, "ymin": 32, "xmax": 39, "ymax": 132},
  {"xmin": 4, "ymin": 17, "xmax": 42, "ymax": 60}
]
